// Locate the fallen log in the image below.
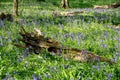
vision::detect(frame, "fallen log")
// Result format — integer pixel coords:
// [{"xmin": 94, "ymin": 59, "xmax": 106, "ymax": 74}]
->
[
  {"xmin": 52, "ymin": 10, "xmax": 86, "ymax": 17},
  {"xmin": 108, "ymin": 3, "xmax": 120, "ymax": 8},
  {"xmin": 94, "ymin": 3, "xmax": 120, "ymax": 9},
  {"xmin": 13, "ymin": 27, "xmax": 115, "ymax": 63}
]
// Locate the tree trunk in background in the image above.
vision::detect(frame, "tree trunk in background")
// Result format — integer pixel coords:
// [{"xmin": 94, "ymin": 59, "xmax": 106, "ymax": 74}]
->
[
  {"xmin": 13, "ymin": 0, "xmax": 18, "ymax": 16},
  {"xmin": 61, "ymin": 0, "xmax": 69, "ymax": 8}
]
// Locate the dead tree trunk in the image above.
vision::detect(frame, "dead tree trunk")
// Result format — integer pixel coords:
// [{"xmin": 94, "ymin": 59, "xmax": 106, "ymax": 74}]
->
[
  {"xmin": 13, "ymin": 0, "xmax": 18, "ymax": 16},
  {"xmin": 61, "ymin": 0, "xmax": 69, "ymax": 9},
  {"xmin": 13, "ymin": 27, "xmax": 115, "ymax": 64}
]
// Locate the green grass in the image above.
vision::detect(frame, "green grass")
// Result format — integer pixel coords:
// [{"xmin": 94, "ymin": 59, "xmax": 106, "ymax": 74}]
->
[{"xmin": 0, "ymin": 0, "xmax": 120, "ymax": 80}]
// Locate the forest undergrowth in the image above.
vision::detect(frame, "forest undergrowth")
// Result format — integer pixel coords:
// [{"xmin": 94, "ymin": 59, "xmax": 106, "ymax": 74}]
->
[{"xmin": 0, "ymin": 0, "xmax": 120, "ymax": 80}]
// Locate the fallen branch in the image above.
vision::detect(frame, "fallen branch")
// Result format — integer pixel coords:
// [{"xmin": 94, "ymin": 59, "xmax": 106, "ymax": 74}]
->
[
  {"xmin": 53, "ymin": 10, "xmax": 86, "ymax": 17},
  {"xmin": 13, "ymin": 27, "xmax": 115, "ymax": 63},
  {"xmin": 94, "ymin": 3, "xmax": 120, "ymax": 9}
]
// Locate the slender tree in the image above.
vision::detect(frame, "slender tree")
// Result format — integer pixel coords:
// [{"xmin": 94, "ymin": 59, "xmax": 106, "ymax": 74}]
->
[
  {"xmin": 61, "ymin": 0, "xmax": 69, "ymax": 8},
  {"xmin": 13, "ymin": 0, "xmax": 18, "ymax": 16}
]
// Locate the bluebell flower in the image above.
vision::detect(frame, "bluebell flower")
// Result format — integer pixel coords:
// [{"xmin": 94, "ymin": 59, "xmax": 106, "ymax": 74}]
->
[{"xmin": 32, "ymin": 74, "xmax": 39, "ymax": 80}]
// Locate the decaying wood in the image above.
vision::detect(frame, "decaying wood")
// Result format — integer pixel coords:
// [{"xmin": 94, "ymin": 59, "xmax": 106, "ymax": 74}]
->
[
  {"xmin": 94, "ymin": 3, "xmax": 120, "ymax": 9},
  {"xmin": 108, "ymin": 3, "xmax": 120, "ymax": 8},
  {"xmin": 94, "ymin": 5, "xmax": 109, "ymax": 9},
  {"xmin": 0, "ymin": 13, "xmax": 13, "ymax": 21},
  {"xmin": 115, "ymin": 24, "xmax": 120, "ymax": 29},
  {"xmin": 111, "ymin": 24, "xmax": 120, "ymax": 30},
  {"xmin": 13, "ymin": 27, "xmax": 115, "ymax": 63},
  {"xmin": 48, "ymin": 47, "xmax": 114, "ymax": 63},
  {"xmin": 53, "ymin": 10, "xmax": 86, "ymax": 17}
]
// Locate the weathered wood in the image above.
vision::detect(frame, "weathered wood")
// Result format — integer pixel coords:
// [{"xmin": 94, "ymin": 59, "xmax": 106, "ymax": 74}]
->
[
  {"xmin": 53, "ymin": 10, "xmax": 86, "ymax": 17},
  {"xmin": 13, "ymin": 27, "xmax": 115, "ymax": 63},
  {"xmin": 94, "ymin": 3, "xmax": 120, "ymax": 9},
  {"xmin": 0, "ymin": 13, "xmax": 13, "ymax": 21},
  {"xmin": 108, "ymin": 3, "xmax": 120, "ymax": 8},
  {"xmin": 48, "ymin": 47, "xmax": 114, "ymax": 63}
]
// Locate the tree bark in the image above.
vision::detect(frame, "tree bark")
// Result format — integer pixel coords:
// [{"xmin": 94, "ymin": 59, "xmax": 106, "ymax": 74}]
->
[
  {"xmin": 13, "ymin": 0, "xmax": 18, "ymax": 16},
  {"xmin": 61, "ymin": 0, "xmax": 69, "ymax": 9}
]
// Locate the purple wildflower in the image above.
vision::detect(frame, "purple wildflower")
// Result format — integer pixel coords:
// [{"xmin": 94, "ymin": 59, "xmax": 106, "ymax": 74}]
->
[{"xmin": 32, "ymin": 74, "xmax": 39, "ymax": 80}]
